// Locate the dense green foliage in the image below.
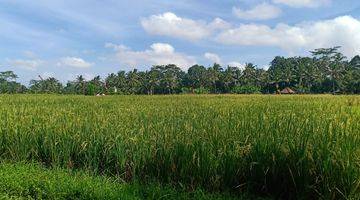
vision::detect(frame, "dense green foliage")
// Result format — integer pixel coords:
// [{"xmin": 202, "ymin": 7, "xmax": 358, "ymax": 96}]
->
[
  {"xmin": 1, "ymin": 47, "xmax": 359, "ymax": 95},
  {"xmin": 0, "ymin": 71, "xmax": 26, "ymax": 94},
  {"xmin": 0, "ymin": 162, "xmax": 249, "ymax": 200},
  {"xmin": 0, "ymin": 95, "xmax": 359, "ymax": 199}
]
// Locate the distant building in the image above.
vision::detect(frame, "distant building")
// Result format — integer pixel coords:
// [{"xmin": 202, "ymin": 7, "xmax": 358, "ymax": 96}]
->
[{"xmin": 280, "ymin": 87, "xmax": 296, "ymax": 94}]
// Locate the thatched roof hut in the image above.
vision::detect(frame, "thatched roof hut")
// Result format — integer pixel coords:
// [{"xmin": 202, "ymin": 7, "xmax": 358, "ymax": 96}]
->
[{"xmin": 280, "ymin": 87, "xmax": 296, "ymax": 94}]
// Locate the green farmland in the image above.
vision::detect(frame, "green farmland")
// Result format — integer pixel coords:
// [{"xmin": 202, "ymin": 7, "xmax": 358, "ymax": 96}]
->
[{"xmin": 0, "ymin": 95, "xmax": 359, "ymax": 199}]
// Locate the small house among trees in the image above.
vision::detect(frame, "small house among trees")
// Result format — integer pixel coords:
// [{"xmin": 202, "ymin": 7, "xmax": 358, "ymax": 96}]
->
[{"xmin": 280, "ymin": 87, "xmax": 296, "ymax": 94}]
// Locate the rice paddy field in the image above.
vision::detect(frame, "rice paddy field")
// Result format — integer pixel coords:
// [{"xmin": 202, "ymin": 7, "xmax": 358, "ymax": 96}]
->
[{"xmin": 0, "ymin": 95, "xmax": 359, "ymax": 199}]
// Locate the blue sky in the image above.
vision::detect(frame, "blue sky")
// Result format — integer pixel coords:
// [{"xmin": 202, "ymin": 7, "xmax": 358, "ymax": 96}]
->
[{"xmin": 1, "ymin": 0, "xmax": 360, "ymax": 84}]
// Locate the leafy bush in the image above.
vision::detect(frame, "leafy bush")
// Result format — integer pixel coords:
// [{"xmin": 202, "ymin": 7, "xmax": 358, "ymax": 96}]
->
[
  {"xmin": 194, "ymin": 87, "xmax": 210, "ymax": 94},
  {"xmin": 231, "ymin": 85, "xmax": 261, "ymax": 94}
]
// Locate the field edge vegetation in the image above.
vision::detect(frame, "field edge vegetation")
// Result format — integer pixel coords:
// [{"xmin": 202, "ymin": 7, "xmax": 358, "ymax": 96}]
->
[
  {"xmin": 0, "ymin": 47, "xmax": 359, "ymax": 95},
  {"xmin": 0, "ymin": 162, "xmax": 265, "ymax": 200}
]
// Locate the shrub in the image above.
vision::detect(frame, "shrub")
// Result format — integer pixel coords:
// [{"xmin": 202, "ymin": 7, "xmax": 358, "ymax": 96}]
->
[{"xmin": 231, "ymin": 85, "xmax": 261, "ymax": 94}]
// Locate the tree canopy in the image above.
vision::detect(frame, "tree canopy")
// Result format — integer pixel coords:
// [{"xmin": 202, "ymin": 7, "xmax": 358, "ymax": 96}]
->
[{"xmin": 1, "ymin": 47, "xmax": 359, "ymax": 95}]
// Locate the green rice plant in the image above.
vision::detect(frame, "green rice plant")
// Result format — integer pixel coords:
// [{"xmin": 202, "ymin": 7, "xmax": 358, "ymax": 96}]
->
[
  {"xmin": 0, "ymin": 162, "xmax": 247, "ymax": 200},
  {"xmin": 0, "ymin": 94, "xmax": 359, "ymax": 199}
]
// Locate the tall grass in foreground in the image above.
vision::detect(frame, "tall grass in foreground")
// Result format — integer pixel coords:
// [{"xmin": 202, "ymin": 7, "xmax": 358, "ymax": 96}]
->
[
  {"xmin": 0, "ymin": 162, "xmax": 247, "ymax": 200},
  {"xmin": 0, "ymin": 95, "xmax": 359, "ymax": 199}
]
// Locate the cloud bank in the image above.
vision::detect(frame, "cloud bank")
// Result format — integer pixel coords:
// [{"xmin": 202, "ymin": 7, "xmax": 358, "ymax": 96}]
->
[
  {"xmin": 141, "ymin": 12, "xmax": 229, "ymax": 41},
  {"xmin": 58, "ymin": 57, "xmax": 93, "ymax": 68},
  {"xmin": 106, "ymin": 43, "xmax": 196, "ymax": 70},
  {"xmin": 233, "ymin": 3, "xmax": 282, "ymax": 20},
  {"xmin": 272, "ymin": 0, "xmax": 331, "ymax": 8},
  {"xmin": 216, "ymin": 15, "xmax": 360, "ymax": 57}
]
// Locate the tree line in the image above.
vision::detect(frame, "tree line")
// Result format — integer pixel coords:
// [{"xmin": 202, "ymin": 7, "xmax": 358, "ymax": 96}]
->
[{"xmin": 1, "ymin": 47, "xmax": 359, "ymax": 95}]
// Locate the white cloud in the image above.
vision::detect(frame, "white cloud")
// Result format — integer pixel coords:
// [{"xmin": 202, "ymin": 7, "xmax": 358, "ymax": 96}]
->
[
  {"xmin": 233, "ymin": 3, "xmax": 282, "ymax": 20},
  {"xmin": 272, "ymin": 0, "xmax": 330, "ymax": 8},
  {"xmin": 216, "ymin": 15, "xmax": 360, "ymax": 57},
  {"xmin": 106, "ymin": 43, "xmax": 196, "ymax": 70},
  {"xmin": 141, "ymin": 12, "xmax": 229, "ymax": 41},
  {"xmin": 208, "ymin": 18, "xmax": 232, "ymax": 30},
  {"xmin": 150, "ymin": 43, "xmax": 175, "ymax": 54},
  {"xmin": 228, "ymin": 62, "xmax": 245, "ymax": 70},
  {"xmin": 204, "ymin": 53, "xmax": 221, "ymax": 64},
  {"xmin": 7, "ymin": 59, "xmax": 43, "ymax": 71},
  {"xmin": 105, "ymin": 43, "xmax": 128, "ymax": 51},
  {"xmin": 58, "ymin": 57, "xmax": 93, "ymax": 68}
]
